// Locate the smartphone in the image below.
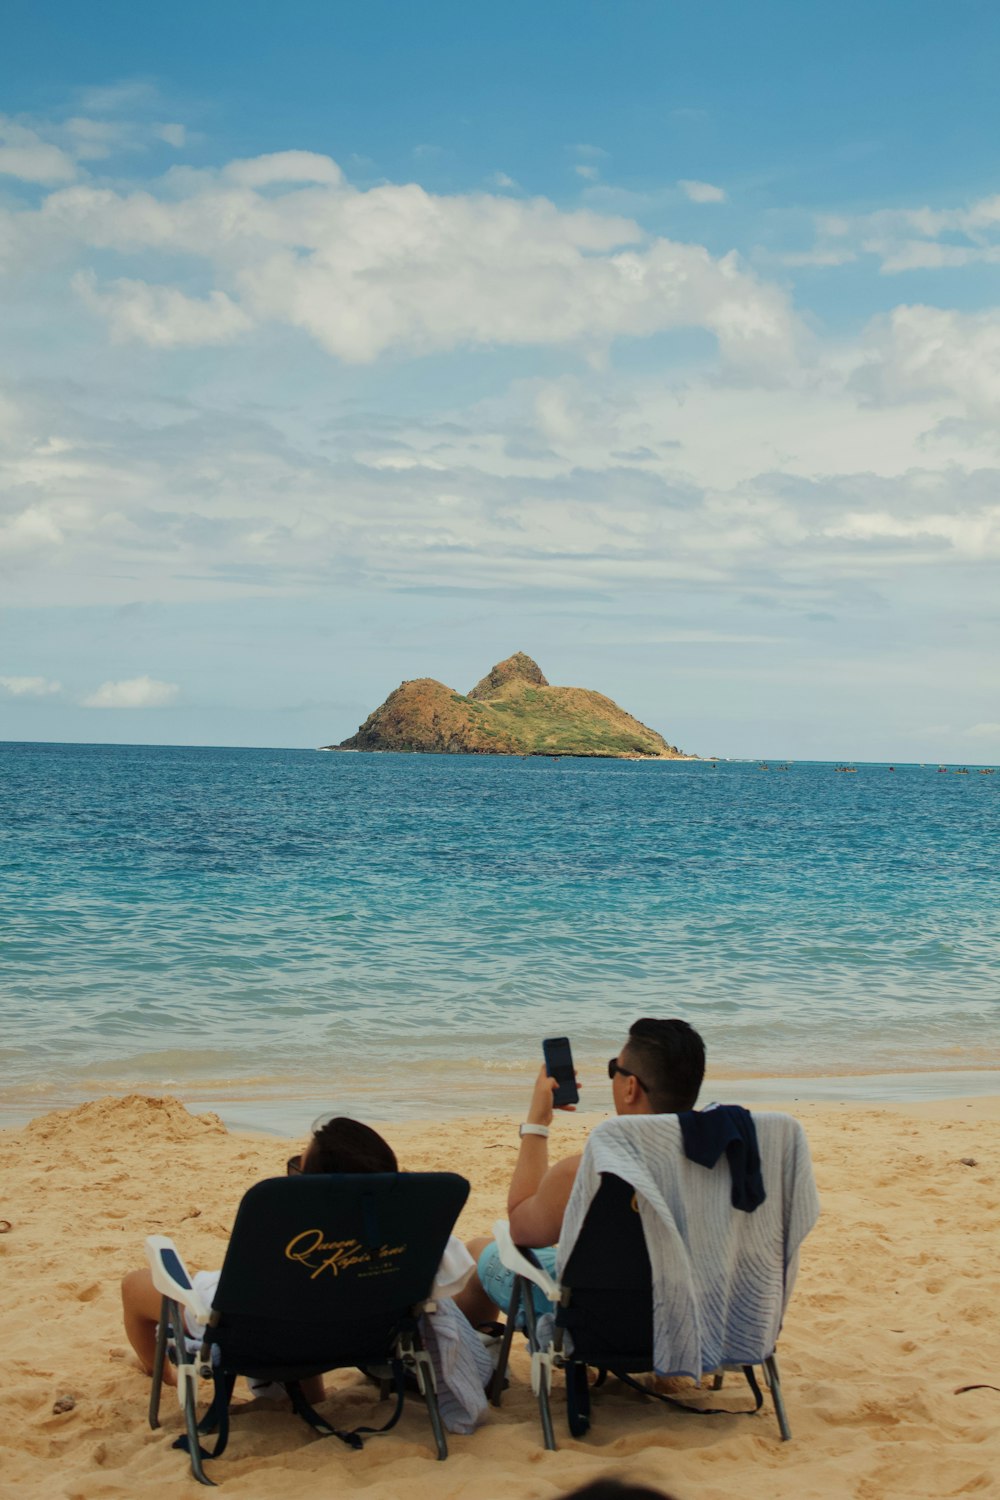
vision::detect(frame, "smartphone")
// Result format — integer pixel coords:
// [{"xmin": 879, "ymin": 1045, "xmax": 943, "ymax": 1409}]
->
[{"xmin": 542, "ymin": 1036, "xmax": 579, "ymax": 1107}]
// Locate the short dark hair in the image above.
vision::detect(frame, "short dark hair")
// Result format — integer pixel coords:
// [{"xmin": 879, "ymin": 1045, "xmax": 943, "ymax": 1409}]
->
[
  {"xmin": 623, "ymin": 1018, "xmax": 705, "ymax": 1113},
  {"xmin": 305, "ymin": 1117, "xmax": 398, "ymax": 1174}
]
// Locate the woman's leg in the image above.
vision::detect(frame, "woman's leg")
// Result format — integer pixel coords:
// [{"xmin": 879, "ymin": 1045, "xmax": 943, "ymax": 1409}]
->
[{"xmin": 122, "ymin": 1267, "xmax": 177, "ymax": 1383}]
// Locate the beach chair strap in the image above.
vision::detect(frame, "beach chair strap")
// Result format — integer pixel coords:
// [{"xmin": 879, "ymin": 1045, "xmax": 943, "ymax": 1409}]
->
[
  {"xmin": 173, "ymin": 1360, "xmax": 408, "ymax": 1464},
  {"xmin": 172, "ymin": 1367, "xmax": 236, "ymax": 1462},
  {"xmin": 612, "ymin": 1364, "xmax": 765, "ymax": 1416},
  {"xmin": 287, "ymin": 1361, "xmax": 408, "ymax": 1450}
]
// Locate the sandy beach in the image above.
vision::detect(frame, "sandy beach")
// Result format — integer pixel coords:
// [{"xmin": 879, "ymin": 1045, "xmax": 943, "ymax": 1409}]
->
[{"xmin": 1, "ymin": 1091, "xmax": 997, "ymax": 1500}]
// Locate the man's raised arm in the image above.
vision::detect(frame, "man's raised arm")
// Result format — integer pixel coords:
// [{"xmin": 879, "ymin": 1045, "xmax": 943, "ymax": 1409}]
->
[{"xmin": 507, "ymin": 1065, "xmax": 581, "ymax": 1248}]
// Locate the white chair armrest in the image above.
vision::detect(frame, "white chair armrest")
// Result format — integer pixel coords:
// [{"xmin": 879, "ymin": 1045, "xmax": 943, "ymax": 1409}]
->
[
  {"xmin": 492, "ymin": 1220, "xmax": 561, "ymax": 1304},
  {"xmin": 145, "ymin": 1235, "xmax": 213, "ymax": 1326}
]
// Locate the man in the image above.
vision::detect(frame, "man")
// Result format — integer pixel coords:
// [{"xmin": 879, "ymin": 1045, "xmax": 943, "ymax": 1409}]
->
[{"xmin": 455, "ymin": 1017, "xmax": 705, "ymax": 1326}]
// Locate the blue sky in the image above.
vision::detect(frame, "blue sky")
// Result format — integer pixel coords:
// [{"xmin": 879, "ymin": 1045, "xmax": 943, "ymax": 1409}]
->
[{"xmin": 2, "ymin": 1, "xmax": 999, "ymax": 759}]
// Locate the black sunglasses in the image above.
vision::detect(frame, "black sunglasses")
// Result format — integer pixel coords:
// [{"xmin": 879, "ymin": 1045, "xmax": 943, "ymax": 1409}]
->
[
  {"xmin": 608, "ymin": 1057, "xmax": 648, "ymax": 1092},
  {"xmin": 286, "ymin": 1154, "xmax": 304, "ymax": 1176}
]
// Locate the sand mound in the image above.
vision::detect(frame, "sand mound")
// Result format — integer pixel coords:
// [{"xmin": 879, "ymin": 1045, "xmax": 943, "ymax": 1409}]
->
[{"xmin": 25, "ymin": 1093, "xmax": 226, "ymax": 1145}]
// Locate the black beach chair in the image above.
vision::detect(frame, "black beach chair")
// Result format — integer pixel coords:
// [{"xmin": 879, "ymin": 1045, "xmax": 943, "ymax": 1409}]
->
[
  {"xmin": 146, "ymin": 1170, "xmax": 469, "ymax": 1485},
  {"xmin": 489, "ymin": 1112, "xmax": 818, "ymax": 1449}
]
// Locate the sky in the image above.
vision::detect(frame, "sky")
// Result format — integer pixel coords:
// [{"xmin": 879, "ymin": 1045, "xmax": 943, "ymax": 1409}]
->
[{"xmin": 2, "ymin": 0, "xmax": 999, "ymax": 761}]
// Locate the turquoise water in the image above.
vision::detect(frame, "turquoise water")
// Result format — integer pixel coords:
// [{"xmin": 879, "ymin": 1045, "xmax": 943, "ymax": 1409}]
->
[{"xmin": 1, "ymin": 743, "xmax": 997, "ymax": 1128}]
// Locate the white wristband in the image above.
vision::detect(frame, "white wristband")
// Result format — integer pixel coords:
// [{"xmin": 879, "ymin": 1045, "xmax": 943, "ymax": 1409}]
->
[{"xmin": 519, "ymin": 1123, "xmax": 550, "ymax": 1139}]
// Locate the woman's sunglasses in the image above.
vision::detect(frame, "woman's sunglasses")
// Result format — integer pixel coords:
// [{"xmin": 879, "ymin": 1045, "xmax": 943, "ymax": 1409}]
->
[{"xmin": 287, "ymin": 1113, "xmax": 341, "ymax": 1175}]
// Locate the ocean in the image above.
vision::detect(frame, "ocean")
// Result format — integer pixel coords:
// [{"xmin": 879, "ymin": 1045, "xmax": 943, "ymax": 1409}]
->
[{"xmin": 1, "ymin": 742, "xmax": 997, "ymax": 1132}]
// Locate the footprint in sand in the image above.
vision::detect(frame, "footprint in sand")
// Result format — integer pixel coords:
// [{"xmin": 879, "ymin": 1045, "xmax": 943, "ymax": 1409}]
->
[{"xmin": 60, "ymin": 1282, "xmax": 101, "ymax": 1303}]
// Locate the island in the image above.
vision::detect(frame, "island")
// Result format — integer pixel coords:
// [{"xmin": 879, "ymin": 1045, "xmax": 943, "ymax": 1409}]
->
[{"xmin": 326, "ymin": 652, "xmax": 689, "ymax": 759}]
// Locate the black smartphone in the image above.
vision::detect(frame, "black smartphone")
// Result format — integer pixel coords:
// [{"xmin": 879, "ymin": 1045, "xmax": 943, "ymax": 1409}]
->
[{"xmin": 542, "ymin": 1036, "xmax": 579, "ymax": 1107}]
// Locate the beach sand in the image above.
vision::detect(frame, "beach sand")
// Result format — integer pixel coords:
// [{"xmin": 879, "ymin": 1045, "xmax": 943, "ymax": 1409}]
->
[{"xmin": 1, "ymin": 1092, "xmax": 997, "ymax": 1500}]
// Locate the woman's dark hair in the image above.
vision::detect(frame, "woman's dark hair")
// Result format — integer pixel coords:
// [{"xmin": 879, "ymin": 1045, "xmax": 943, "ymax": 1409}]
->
[
  {"xmin": 304, "ymin": 1117, "xmax": 398, "ymax": 1174},
  {"xmin": 624, "ymin": 1017, "xmax": 706, "ymax": 1113}
]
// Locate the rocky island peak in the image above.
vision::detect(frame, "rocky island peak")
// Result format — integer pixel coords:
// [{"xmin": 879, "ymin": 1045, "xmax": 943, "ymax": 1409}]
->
[{"xmin": 468, "ymin": 651, "xmax": 549, "ymax": 700}]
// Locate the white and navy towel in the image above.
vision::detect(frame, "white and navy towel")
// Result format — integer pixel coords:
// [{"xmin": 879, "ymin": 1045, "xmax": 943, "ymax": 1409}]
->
[{"xmin": 556, "ymin": 1111, "xmax": 820, "ymax": 1379}]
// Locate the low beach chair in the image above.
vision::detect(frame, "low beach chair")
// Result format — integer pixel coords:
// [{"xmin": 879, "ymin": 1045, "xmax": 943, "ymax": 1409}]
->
[
  {"xmin": 146, "ymin": 1170, "xmax": 469, "ymax": 1485},
  {"xmin": 489, "ymin": 1111, "xmax": 818, "ymax": 1449}
]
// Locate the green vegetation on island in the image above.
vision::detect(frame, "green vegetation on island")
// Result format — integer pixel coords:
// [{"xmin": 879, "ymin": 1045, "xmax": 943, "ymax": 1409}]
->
[{"xmin": 329, "ymin": 652, "xmax": 687, "ymax": 759}]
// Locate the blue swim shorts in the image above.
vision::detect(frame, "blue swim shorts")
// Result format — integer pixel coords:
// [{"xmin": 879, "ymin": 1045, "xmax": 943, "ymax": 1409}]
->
[{"xmin": 477, "ymin": 1241, "xmax": 559, "ymax": 1321}]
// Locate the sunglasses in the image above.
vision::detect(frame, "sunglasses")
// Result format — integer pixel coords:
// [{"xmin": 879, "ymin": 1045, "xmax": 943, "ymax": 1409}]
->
[
  {"xmin": 286, "ymin": 1113, "xmax": 340, "ymax": 1175},
  {"xmin": 608, "ymin": 1057, "xmax": 648, "ymax": 1092}
]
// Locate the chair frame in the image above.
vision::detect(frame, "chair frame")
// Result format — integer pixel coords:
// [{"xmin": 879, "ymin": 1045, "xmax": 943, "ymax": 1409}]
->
[
  {"xmin": 144, "ymin": 1171, "xmax": 465, "ymax": 1484},
  {"xmin": 487, "ymin": 1219, "xmax": 793, "ymax": 1449}
]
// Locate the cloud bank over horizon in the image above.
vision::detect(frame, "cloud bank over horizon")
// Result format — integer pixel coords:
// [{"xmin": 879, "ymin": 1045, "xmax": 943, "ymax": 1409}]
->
[{"xmin": 1, "ymin": 63, "xmax": 998, "ymax": 760}]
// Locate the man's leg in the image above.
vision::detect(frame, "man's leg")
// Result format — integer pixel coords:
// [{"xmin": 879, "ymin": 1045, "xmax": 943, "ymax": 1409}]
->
[
  {"xmin": 454, "ymin": 1236, "xmax": 559, "ymax": 1326},
  {"xmin": 453, "ymin": 1236, "xmax": 501, "ymax": 1326}
]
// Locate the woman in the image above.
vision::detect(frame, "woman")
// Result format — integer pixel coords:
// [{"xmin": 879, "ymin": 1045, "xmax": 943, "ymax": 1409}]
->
[{"xmin": 121, "ymin": 1114, "xmax": 489, "ymax": 1424}]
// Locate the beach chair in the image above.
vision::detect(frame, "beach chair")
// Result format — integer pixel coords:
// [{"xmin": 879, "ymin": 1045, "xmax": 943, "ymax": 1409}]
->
[
  {"xmin": 489, "ymin": 1111, "xmax": 818, "ymax": 1449},
  {"xmin": 146, "ymin": 1170, "xmax": 469, "ymax": 1485}
]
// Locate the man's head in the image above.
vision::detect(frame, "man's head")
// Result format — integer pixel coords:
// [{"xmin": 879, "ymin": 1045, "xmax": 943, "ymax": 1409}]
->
[{"xmin": 610, "ymin": 1018, "xmax": 705, "ymax": 1115}]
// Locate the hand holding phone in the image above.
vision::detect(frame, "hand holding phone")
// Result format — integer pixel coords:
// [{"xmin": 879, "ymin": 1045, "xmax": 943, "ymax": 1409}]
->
[{"xmin": 542, "ymin": 1036, "xmax": 580, "ymax": 1108}]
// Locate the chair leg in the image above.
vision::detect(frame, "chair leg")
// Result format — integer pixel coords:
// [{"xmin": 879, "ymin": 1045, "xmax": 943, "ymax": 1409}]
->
[
  {"xmin": 712, "ymin": 1370, "xmax": 725, "ymax": 1391},
  {"xmin": 565, "ymin": 1361, "xmax": 591, "ymax": 1437},
  {"xmin": 521, "ymin": 1283, "xmax": 556, "ymax": 1452},
  {"xmin": 404, "ymin": 1337, "xmax": 449, "ymax": 1462},
  {"xmin": 764, "ymin": 1355, "xmax": 791, "ymax": 1441},
  {"xmin": 422, "ymin": 1377, "xmax": 449, "ymax": 1461},
  {"xmin": 490, "ymin": 1276, "xmax": 521, "ymax": 1407},
  {"xmin": 164, "ymin": 1299, "xmax": 215, "ymax": 1486},
  {"xmin": 149, "ymin": 1297, "xmax": 169, "ymax": 1429}
]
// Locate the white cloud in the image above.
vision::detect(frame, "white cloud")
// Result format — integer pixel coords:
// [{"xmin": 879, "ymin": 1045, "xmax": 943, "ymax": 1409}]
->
[
  {"xmin": 82, "ymin": 676, "xmax": 179, "ymax": 708},
  {"xmin": 679, "ymin": 179, "xmax": 726, "ymax": 204},
  {"xmin": 74, "ymin": 272, "xmax": 252, "ymax": 347},
  {"xmin": 0, "ymin": 119, "xmax": 76, "ymax": 183},
  {"xmin": 77, "ymin": 81, "xmax": 159, "ymax": 114},
  {"xmin": 0, "ymin": 675, "xmax": 62, "ymax": 696},
  {"xmin": 0, "ymin": 106, "xmax": 196, "ymax": 188},
  {"xmin": 963, "ymin": 722, "xmax": 1000, "ymax": 740},
  {"xmin": 0, "ymin": 505, "xmax": 64, "ymax": 554},
  {"xmin": 855, "ymin": 305, "xmax": 1000, "ymax": 418},
  {"xmin": 29, "ymin": 161, "xmax": 798, "ymax": 367},
  {"xmin": 797, "ymin": 189, "xmax": 1000, "ymax": 275},
  {"xmin": 223, "ymin": 151, "xmax": 343, "ymax": 187},
  {"xmin": 155, "ymin": 123, "xmax": 187, "ymax": 148},
  {"xmin": 63, "ymin": 117, "xmax": 133, "ymax": 161},
  {"xmin": 824, "ymin": 504, "xmax": 1000, "ymax": 558},
  {"xmin": 574, "ymin": 164, "xmax": 600, "ymax": 181}
]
